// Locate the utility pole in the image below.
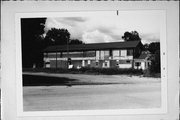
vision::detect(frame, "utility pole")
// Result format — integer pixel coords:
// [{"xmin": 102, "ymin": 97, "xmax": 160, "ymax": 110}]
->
[
  {"xmin": 55, "ymin": 51, "xmax": 57, "ymax": 69},
  {"xmin": 55, "ymin": 45, "xmax": 58, "ymax": 70},
  {"xmin": 67, "ymin": 38, "xmax": 69, "ymax": 69}
]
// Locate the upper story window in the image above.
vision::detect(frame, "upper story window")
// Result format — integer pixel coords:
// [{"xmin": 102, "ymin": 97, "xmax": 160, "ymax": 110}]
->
[
  {"xmin": 84, "ymin": 51, "xmax": 96, "ymax": 57},
  {"xmin": 126, "ymin": 60, "xmax": 131, "ymax": 63},
  {"xmin": 120, "ymin": 50, "xmax": 127, "ymax": 57},
  {"xmin": 104, "ymin": 50, "xmax": 110, "ymax": 56},
  {"xmin": 61, "ymin": 52, "xmax": 84, "ymax": 58},
  {"xmin": 113, "ymin": 50, "xmax": 120, "ymax": 57},
  {"xmin": 104, "ymin": 62, "xmax": 108, "ymax": 67},
  {"xmin": 113, "ymin": 50, "xmax": 127, "ymax": 57},
  {"xmin": 96, "ymin": 50, "xmax": 110, "ymax": 59},
  {"xmin": 109, "ymin": 50, "xmax": 112, "ymax": 56},
  {"xmin": 127, "ymin": 49, "xmax": 133, "ymax": 56},
  {"xmin": 47, "ymin": 52, "xmax": 60, "ymax": 58}
]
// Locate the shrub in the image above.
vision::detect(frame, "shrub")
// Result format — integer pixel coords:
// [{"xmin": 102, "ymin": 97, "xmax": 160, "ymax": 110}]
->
[
  {"xmin": 79, "ymin": 67, "xmax": 143, "ymax": 75},
  {"xmin": 143, "ymin": 68, "xmax": 160, "ymax": 78},
  {"xmin": 149, "ymin": 50, "xmax": 161, "ymax": 74},
  {"xmin": 23, "ymin": 67, "xmax": 143, "ymax": 75}
]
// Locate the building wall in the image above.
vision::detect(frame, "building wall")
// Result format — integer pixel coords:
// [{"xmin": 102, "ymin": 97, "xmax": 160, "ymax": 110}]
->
[
  {"xmin": 116, "ymin": 60, "xmax": 133, "ymax": 69},
  {"xmin": 44, "ymin": 48, "xmax": 138, "ymax": 69},
  {"xmin": 119, "ymin": 64, "xmax": 132, "ymax": 69},
  {"xmin": 49, "ymin": 60, "xmax": 67, "ymax": 68},
  {"xmin": 134, "ymin": 60, "xmax": 151, "ymax": 70},
  {"xmin": 112, "ymin": 49, "xmax": 133, "ymax": 60},
  {"xmin": 110, "ymin": 60, "xmax": 118, "ymax": 68},
  {"xmin": 71, "ymin": 60, "xmax": 82, "ymax": 68}
]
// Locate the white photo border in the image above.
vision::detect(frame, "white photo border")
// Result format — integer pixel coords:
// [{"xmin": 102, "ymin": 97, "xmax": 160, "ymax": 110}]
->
[
  {"xmin": 2, "ymin": 1, "xmax": 179, "ymax": 120},
  {"xmin": 15, "ymin": 10, "xmax": 167, "ymax": 117}
]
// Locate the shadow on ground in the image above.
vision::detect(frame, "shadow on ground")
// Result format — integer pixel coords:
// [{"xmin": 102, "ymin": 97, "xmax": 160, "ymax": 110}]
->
[
  {"xmin": 23, "ymin": 74, "xmax": 118, "ymax": 86},
  {"xmin": 23, "ymin": 74, "xmax": 77, "ymax": 86}
]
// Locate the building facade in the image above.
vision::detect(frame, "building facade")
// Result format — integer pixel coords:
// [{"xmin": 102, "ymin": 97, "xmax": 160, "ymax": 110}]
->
[{"xmin": 43, "ymin": 41, "xmax": 150, "ymax": 70}]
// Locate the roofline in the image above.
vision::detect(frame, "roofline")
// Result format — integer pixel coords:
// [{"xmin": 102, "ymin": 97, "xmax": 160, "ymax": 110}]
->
[
  {"xmin": 43, "ymin": 41, "xmax": 142, "ymax": 53},
  {"xmin": 44, "ymin": 47, "xmax": 137, "ymax": 53}
]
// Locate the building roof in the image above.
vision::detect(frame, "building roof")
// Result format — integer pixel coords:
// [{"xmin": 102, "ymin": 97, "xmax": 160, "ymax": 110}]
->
[
  {"xmin": 44, "ymin": 40, "xmax": 142, "ymax": 52},
  {"xmin": 137, "ymin": 53, "xmax": 148, "ymax": 59},
  {"xmin": 135, "ymin": 52, "xmax": 151, "ymax": 60}
]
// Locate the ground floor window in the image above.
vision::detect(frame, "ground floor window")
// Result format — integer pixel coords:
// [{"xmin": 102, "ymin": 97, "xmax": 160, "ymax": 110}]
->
[
  {"xmin": 96, "ymin": 62, "xmax": 99, "ymax": 66},
  {"xmin": 104, "ymin": 62, "xmax": 108, "ymax": 67},
  {"xmin": 45, "ymin": 62, "xmax": 50, "ymax": 64},
  {"xmin": 135, "ymin": 62, "xmax": 141, "ymax": 67},
  {"xmin": 126, "ymin": 60, "xmax": 131, "ymax": 63},
  {"xmin": 88, "ymin": 60, "xmax": 91, "ymax": 65}
]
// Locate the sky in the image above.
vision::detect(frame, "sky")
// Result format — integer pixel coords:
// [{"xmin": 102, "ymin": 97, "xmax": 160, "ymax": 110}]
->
[{"xmin": 44, "ymin": 11, "xmax": 162, "ymax": 44}]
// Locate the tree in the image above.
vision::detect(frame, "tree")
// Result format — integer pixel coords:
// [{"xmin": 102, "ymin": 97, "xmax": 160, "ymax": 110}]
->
[
  {"xmin": 122, "ymin": 31, "xmax": 141, "ymax": 41},
  {"xmin": 69, "ymin": 39, "xmax": 84, "ymax": 45},
  {"xmin": 21, "ymin": 18, "xmax": 46, "ymax": 68},
  {"xmin": 149, "ymin": 50, "xmax": 161, "ymax": 73},
  {"xmin": 122, "ymin": 31, "xmax": 132, "ymax": 41},
  {"xmin": 44, "ymin": 28, "xmax": 84, "ymax": 46},
  {"xmin": 146, "ymin": 42, "xmax": 160, "ymax": 74},
  {"xmin": 44, "ymin": 28, "xmax": 70, "ymax": 46},
  {"xmin": 148, "ymin": 42, "xmax": 160, "ymax": 54},
  {"xmin": 143, "ymin": 43, "xmax": 149, "ymax": 51}
]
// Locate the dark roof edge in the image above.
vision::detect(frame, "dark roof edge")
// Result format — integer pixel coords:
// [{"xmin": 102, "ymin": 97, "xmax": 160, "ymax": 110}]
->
[{"xmin": 44, "ymin": 40, "xmax": 142, "ymax": 52}]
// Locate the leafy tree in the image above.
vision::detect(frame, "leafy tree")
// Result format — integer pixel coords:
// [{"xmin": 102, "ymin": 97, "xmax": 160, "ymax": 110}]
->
[
  {"xmin": 21, "ymin": 18, "xmax": 46, "ymax": 68},
  {"xmin": 149, "ymin": 50, "xmax": 161, "ymax": 73},
  {"xmin": 122, "ymin": 31, "xmax": 141, "ymax": 41},
  {"xmin": 143, "ymin": 43, "xmax": 149, "ymax": 51},
  {"xmin": 69, "ymin": 39, "xmax": 84, "ymax": 45},
  {"xmin": 122, "ymin": 31, "xmax": 132, "ymax": 41},
  {"xmin": 44, "ymin": 28, "xmax": 70, "ymax": 46},
  {"xmin": 148, "ymin": 42, "xmax": 160, "ymax": 54}
]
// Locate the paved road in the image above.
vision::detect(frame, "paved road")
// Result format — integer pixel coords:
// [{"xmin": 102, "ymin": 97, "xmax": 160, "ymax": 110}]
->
[{"xmin": 23, "ymin": 73, "xmax": 161, "ymax": 111}]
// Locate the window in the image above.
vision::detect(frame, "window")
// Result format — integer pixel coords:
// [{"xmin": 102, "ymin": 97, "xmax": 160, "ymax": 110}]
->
[
  {"xmin": 120, "ymin": 50, "xmax": 126, "ymax": 57},
  {"xmin": 85, "ymin": 51, "xmax": 96, "ymax": 57},
  {"xmin": 96, "ymin": 62, "xmax": 99, "ymax": 66},
  {"xmin": 88, "ymin": 60, "xmax": 91, "ymax": 64},
  {"xmin": 135, "ymin": 62, "xmax": 141, "ymax": 66},
  {"xmin": 96, "ymin": 51, "xmax": 100, "ymax": 59},
  {"xmin": 104, "ymin": 50, "xmax": 109, "ymax": 56},
  {"xmin": 104, "ymin": 62, "xmax": 107, "ymax": 66},
  {"xmin": 113, "ymin": 50, "xmax": 119, "ymax": 57},
  {"xmin": 100, "ymin": 51, "xmax": 105, "ymax": 59},
  {"xmin": 126, "ymin": 60, "xmax": 131, "ymax": 63},
  {"xmin": 116, "ymin": 60, "xmax": 119, "ymax": 66},
  {"xmin": 60, "ymin": 52, "xmax": 63, "ymax": 58},
  {"xmin": 109, "ymin": 50, "xmax": 112, "ymax": 56},
  {"xmin": 127, "ymin": 49, "xmax": 133, "ymax": 56}
]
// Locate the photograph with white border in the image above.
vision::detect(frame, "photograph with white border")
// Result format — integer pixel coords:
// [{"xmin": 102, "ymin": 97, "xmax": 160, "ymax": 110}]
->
[
  {"xmin": 15, "ymin": 10, "xmax": 167, "ymax": 116},
  {"xmin": 1, "ymin": 1, "xmax": 179, "ymax": 120}
]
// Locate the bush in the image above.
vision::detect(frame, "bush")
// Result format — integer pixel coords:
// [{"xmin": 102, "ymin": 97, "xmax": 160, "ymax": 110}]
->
[
  {"xmin": 23, "ymin": 67, "xmax": 143, "ymax": 75},
  {"xmin": 143, "ymin": 68, "xmax": 160, "ymax": 78},
  {"xmin": 149, "ymin": 50, "xmax": 161, "ymax": 73},
  {"xmin": 79, "ymin": 67, "xmax": 143, "ymax": 75}
]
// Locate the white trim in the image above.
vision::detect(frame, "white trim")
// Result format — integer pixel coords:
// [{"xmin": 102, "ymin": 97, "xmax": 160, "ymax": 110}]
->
[
  {"xmin": 118, "ymin": 64, "xmax": 132, "ymax": 69},
  {"xmin": 46, "ymin": 57, "xmax": 96, "ymax": 61},
  {"xmin": 113, "ymin": 56, "xmax": 133, "ymax": 60}
]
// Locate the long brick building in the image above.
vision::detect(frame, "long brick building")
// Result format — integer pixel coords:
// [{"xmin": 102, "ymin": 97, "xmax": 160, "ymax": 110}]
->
[{"xmin": 43, "ymin": 40, "xmax": 151, "ymax": 70}]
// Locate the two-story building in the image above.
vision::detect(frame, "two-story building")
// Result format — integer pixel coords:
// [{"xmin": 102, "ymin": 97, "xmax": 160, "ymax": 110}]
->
[{"xmin": 43, "ymin": 40, "xmax": 150, "ymax": 70}]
